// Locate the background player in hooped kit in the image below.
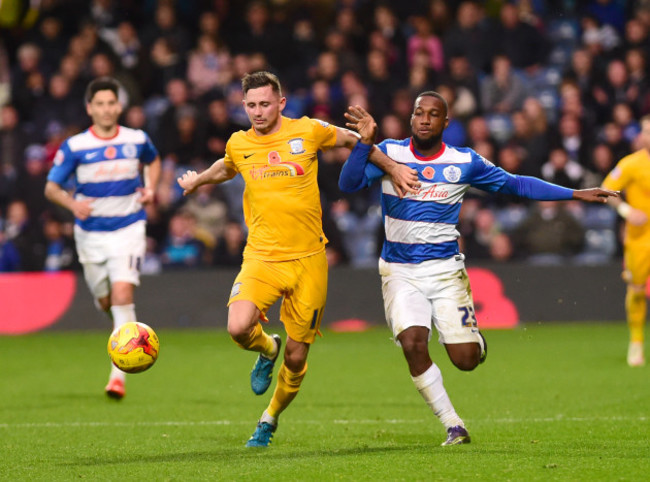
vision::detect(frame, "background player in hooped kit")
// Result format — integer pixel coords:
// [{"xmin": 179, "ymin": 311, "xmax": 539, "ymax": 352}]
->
[
  {"xmin": 45, "ymin": 77, "xmax": 161, "ymax": 399},
  {"xmin": 338, "ymin": 92, "xmax": 618, "ymax": 446},
  {"xmin": 177, "ymin": 71, "xmax": 418, "ymax": 447},
  {"xmin": 601, "ymin": 114, "xmax": 650, "ymax": 367}
]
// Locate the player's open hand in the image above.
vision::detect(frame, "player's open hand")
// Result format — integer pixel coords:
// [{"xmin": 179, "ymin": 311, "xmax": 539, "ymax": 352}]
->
[
  {"xmin": 177, "ymin": 170, "xmax": 199, "ymax": 196},
  {"xmin": 344, "ymin": 105, "xmax": 377, "ymax": 144},
  {"xmin": 72, "ymin": 199, "xmax": 93, "ymax": 220},
  {"xmin": 389, "ymin": 163, "xmax": 420, "ymax": 198},
  {"xmin": 137, "ymin": 187, "xmax": 155, "ymax": 204},
  {"xmin": 572, "ymin": 188, "xmax": 619, "ymax": 203}
]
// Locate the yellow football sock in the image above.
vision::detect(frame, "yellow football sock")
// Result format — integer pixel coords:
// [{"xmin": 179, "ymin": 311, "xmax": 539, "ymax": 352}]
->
[
  {"xmin": 625, "ymin": 288, "xmax": 646, "ymax": 343},
  {"xmin": 267, "ymin": 362, "xmax": 308, "ymax": 419},
  {"xmin": 232, "ymin": 322, "xmax": 276, "ymax": 356}
]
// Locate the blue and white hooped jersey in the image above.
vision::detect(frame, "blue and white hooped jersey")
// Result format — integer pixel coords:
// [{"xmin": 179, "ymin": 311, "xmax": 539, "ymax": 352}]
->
[
  {"xmin": 47, "ymin": 126, "xmax": 158, "ymax": 232},
  {"xmin": 364, "ymin": 138, "xmax": 512, "ymax": 264}
]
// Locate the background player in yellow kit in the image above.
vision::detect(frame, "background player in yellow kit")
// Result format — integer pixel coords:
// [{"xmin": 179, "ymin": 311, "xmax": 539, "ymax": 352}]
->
[
  {"xmin": 177, "ymin": 71, "xmax": 418, "ymax": 446},
  {"xmin": 602, "ymin": 114, "xmax": 650, "ymax": 367}
]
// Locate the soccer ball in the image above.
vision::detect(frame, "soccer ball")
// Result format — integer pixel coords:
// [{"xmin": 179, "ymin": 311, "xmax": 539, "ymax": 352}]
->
[{"xmin": 107, "ymin": 321, "xmax": 160, "ymax": 373}]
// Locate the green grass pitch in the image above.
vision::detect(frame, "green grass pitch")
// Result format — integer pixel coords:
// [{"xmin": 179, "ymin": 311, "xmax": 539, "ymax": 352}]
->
[{"xmin": 1, "ymin": 322, "xmax": 649, "ymax": 481}]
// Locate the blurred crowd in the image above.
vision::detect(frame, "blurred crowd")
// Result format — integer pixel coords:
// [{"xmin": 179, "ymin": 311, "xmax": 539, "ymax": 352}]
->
[{"xmin": 0, "ymin": 0, "xmax": 647, "ymax": 272}]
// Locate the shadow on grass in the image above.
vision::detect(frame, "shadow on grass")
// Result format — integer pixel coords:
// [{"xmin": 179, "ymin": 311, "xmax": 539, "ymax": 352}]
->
[{"xmin": 65, "ymin": 444, "xmax": 431, "ymax": 467}]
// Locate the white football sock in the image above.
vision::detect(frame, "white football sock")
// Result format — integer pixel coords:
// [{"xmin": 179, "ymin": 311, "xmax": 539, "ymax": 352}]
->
[
  {"xmin": 260, "ymin": 410, "xmax": 277, "ymax": 427},
  {"xmin": 411, "ymin": 363, "xmax": 464, "ymax": 429},
  {"xmin": 108, "ymin": 304, "xmax": 136, "ymax": 381}
]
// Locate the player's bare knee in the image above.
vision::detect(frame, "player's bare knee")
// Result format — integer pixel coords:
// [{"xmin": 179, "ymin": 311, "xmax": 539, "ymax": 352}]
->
[
  {"xmin": 451, "ymin": 356, "xmax": 479, "ymax": 371},
  {"xmin": 95, "ymin": 297, "xmax": 111, "ymax": 313},
  {"xmin": 283, "ymin": 353, "xmax": 305, "ymax": 373}
]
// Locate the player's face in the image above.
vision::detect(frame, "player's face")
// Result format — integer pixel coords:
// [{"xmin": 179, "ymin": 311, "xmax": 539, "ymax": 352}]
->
[
  {"xmin": 243, "ymin": 85, "xmax": 286, "ymax": 135},
  {"xmin": 86, "ymin": 90, "xmax": 122, "ymax": 130},
  {"xmin": 410, "ymin": 95, "xmax": 448, "ymax": 150}
]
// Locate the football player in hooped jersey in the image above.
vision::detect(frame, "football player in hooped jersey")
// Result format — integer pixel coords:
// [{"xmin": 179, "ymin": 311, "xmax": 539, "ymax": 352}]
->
[
  {"xmin": 45, "ymin": 77, "xmax": 161, "ymax": 399},
  {"xmin": 177, "ymin": 71, "xmax": 418, "ymax": 447},
  {"xmin": 339, "ymin": 92, "xmax": 617, "ymax": 446}
]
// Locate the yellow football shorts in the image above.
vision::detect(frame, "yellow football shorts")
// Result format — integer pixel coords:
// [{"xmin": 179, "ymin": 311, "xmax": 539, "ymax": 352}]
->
[
  {"xmin": 623, "ymin": 242, "xmax": 650, "ymax": 287},
  {"xmin": 227, "ymin": 250, "xmax": 328, "ymax": 344}
]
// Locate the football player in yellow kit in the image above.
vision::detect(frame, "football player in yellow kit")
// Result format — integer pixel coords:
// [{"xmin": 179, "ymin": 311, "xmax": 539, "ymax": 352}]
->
[
  {"xmin": 602, "ymin": 114, "xmax": 650, "ymax": 367},
  {"xmin": 177, "ymin": 71, "xmax": 418, "ymax": 446}
]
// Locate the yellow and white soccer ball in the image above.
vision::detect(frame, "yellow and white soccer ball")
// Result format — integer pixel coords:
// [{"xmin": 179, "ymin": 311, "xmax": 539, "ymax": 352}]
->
[{"xmin": 107, "ymin": 321, "xmax": 160, "ymax": 373}]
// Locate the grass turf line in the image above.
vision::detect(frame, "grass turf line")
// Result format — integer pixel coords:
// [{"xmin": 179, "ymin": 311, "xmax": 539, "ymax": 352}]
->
[{"xmin": 1, "ymin": 323, "xmax": 649, "ymax": 480}]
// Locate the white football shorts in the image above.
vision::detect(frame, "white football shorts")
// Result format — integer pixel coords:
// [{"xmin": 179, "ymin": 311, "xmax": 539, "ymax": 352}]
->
[
  {"xmin": 74, "ymin": 220, "xmax": 146, "ymax": 298},
  {"xmin": 378, "ymin": 255, "xmax": 482, "ymax": 346}
]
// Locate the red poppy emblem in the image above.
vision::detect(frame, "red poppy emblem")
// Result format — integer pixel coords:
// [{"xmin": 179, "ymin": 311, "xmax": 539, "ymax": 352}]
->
[
  {"xmin": 422, "ymin": 166, "xmax": 435, "ymax": 180},
  {"xmin": 104, "ymin": 146, "xmax": 117, "ymax": 159}
]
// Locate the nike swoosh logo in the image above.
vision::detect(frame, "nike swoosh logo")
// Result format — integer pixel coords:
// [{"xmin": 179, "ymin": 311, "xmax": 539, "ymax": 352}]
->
[
  {"xmin": 243, "ymin": 153, "xmax": 254, "ymax": 159},
  {"xmin": 85, "ymin": 152, "xmax": 99, "ymax": 160}
]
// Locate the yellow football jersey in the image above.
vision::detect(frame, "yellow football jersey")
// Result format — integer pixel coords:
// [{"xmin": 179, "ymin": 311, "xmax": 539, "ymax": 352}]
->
[
  {"xmin": 602, "ymin": 148, "xmax": 650, "ymax": 245},
  {"xmin": 224, "ymin": 116, "xmax": 337, "ymax": 261}
]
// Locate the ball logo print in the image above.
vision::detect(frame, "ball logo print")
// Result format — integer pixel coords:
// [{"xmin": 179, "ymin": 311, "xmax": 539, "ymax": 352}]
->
[{"xmin": 107, "ymin": 321, "xmax": 160, "ymax": 373}]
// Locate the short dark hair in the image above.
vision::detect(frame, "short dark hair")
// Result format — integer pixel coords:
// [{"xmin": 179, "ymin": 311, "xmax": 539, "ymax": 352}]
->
[
  {"xmin": 415, "ymin": 91, "xmax": 449, "ymax": 117},
  {"xmin": 84, "ymin": 77, "xmax": 120, "ymax": 104},
  {"xmin": 241, "ymin": 71, "xmax": 282, "ymax": 96}
]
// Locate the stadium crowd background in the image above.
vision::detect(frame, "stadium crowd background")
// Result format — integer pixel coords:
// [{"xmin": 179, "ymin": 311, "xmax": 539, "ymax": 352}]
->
[{"xmin": 0, "ymin": 0, "xmax": 647, "ymax": 273}]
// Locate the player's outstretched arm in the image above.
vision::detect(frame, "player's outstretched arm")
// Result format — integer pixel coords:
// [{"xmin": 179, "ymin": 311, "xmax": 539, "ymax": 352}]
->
[
  {"xmin": 177, "ymin": 158, "xmax": 237, "ymax": 196},
  {"xmin": 572, "ymin": 187, "xmax": 620, "ymax": 204}
]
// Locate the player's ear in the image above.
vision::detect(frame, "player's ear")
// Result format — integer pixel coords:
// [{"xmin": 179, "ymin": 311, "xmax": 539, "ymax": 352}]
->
[{"xmin": 278, "ymin": 96, "xmax": 286, "ymax": 112}]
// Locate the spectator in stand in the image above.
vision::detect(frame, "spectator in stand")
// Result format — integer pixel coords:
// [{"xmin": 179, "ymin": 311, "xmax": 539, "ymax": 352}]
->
[
  {"xmin": 0, "ymin": 105, "xmax": 26, "ymax": 207},
  {"xmin": 29, "ymin": 16, "xmax": 67, "ymax": 76},
  {"xmin": 612, "ymin": 102, "xmax": 641, "ymax": 144},
  {"xmin": 550, "ymin": 112, "xmax": 593, "ymax": 167},
  {"xmin": 512, "ymin": 200, "xmax": 585, "ymax": 263},
  {"xmin": 599, "ymin": 121, "xmax": 631, "ymax": 161},
  {"xmin": 2, "ymin": 199, "xmax": 44, "ymax": 271},
  {"xmin": 156, "ymin": 78, "xmax": 194, "ymax": 154},
  {"xmin": 141, "ymin": 3, "xmax": 191, "ymax": 58},
  {"xmin": 41, "ymin": 214, "xmax": 79, "ymax": 272},
  {"xmin": 205, "ymin": 97, "xmax": 240, "ymax": 160},
  {"xmin": 231, "ymin": 1, "xmax": 291, "ymax": 74},
  {"xmin": 187, "ymin": 34, "xmax": 232, "ymax": 99},
  {"xmin": 443, "ymin": 1, "xmax": 495, "ymax": 74},
  {"xmin": 213, "ymin": 219, "xmax": 246, "ymax": 268},
  {"xmin": 141, "ymin": 37, "xmax": 186, "ymax": 99},
  {"xmin": 623, "ymin": 16, "xmax": 649, "ymax": 52},
  {"xmin": 34, "ymin": 73, "xmax": 87, "ymax": 137},
  {"xmin": 592, "ymin": 59, "xmax": 630, "ymax": 123},
  {"xmin": 510, "ymin": 110, "xmax": 546, "ymax": 175},
  {"xmin": 439, "ymin": 54, "xmax": 480, "ymax": 119},
  {"xmin": 160, "ymin": 210, "xmax": 207, "ymax": 269},
  {"xmin": 494, "ymin": 2, "xmax": 547, "ymax": 71},
  {"xmin": 480, "ymin": 55, "xmax": 528, "ymax": 114},
  {"xmin": 541, "ymin": 147, "xmax": 585, "ymax": 190},
  {"xmin": 463, "ymin": 207, "xmax": 503, "ymax": 260},
  {"xmin": 165, "ymin": 105, "xmax": 207, "ymax": 169},
  {"xmin": 286, "ymin": 18, "xmax": 320, "ymax": 90},
  {"xmin": 372, "ymin": 4, "xmax": 407, "ymax": 70},
  {"xmin": 366, "ymin": 49, "xmax": 398, "ymax": 120},
  {"xmin": 11, "ymin": 43, "xmax": 45, "ymax": 125},
  {"xmin": 17, "ymin": 144, "xmax": 50, "ymax": 219},
  {"xmin": 625, "ymin": 48, "xmax": 648, "ymax": 115},
  {"xmin": 582, "ymin": 143, "xmax": 616, "ymax": 189},
  {"xmin": 407, "ymin": 16, "xmax": 444, "ymax": 73},
  {"xmin": 101, "ymin": 21, "xmax": 143, "ymax": 75}
]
